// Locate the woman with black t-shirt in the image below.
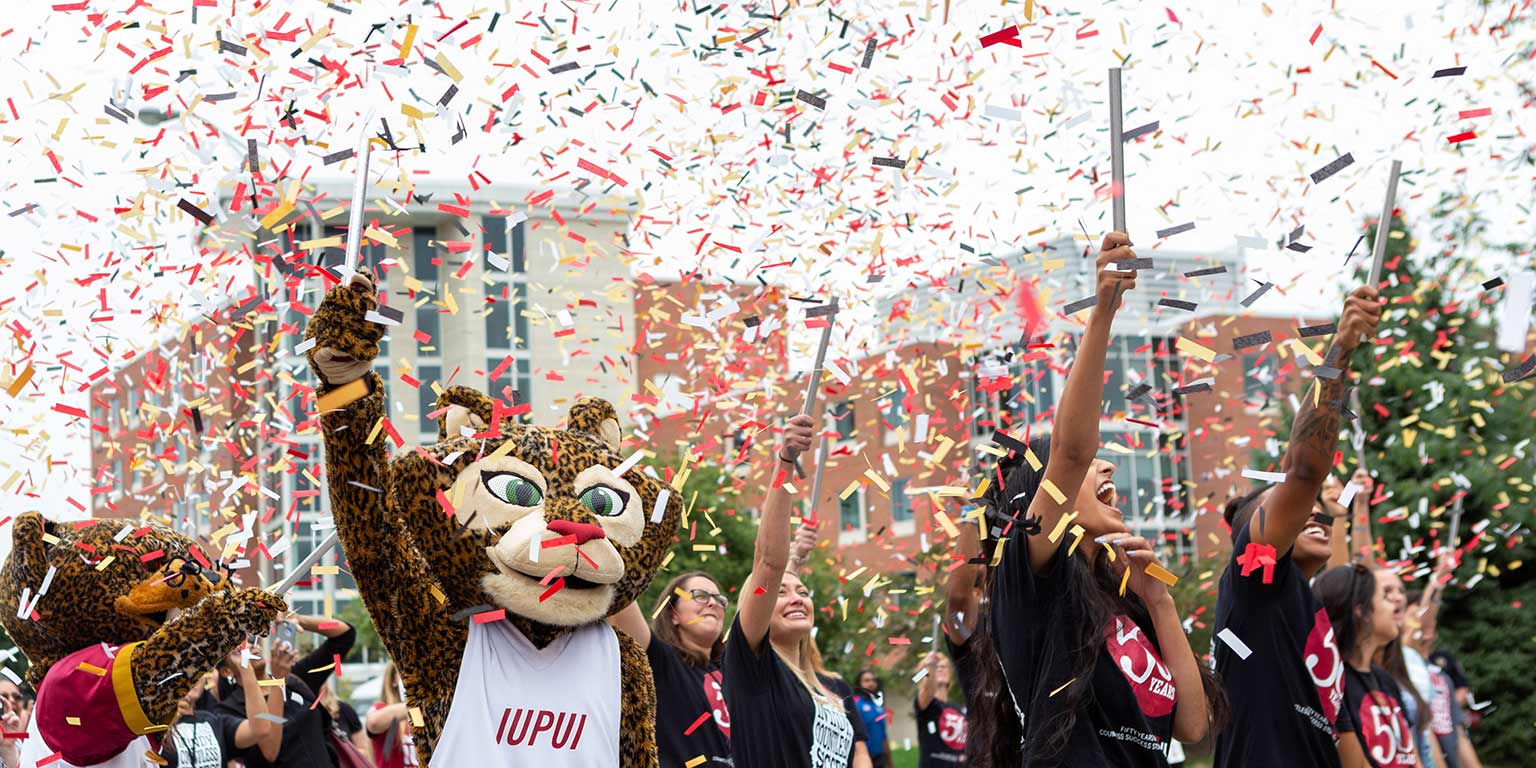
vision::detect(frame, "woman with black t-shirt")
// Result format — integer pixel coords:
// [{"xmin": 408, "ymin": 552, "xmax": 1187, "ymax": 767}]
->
[
  {"xmin": 215, "ymin": 614, "xmax": 355, "ymax": 768},
  {"xmin": 966, "ymin": 233, "xmax": 1225, "ymax": 768},
  {"xmin": 161, "ymin": 658, "xmax": 283, "ymax": 768},
  {"xmin": 915, "ymin": 651, "xmax": 966, "ymax": 766},
  {"xmin": 1315, "ymin": 564, "xmax": 1419, "ymax": 768},
  {"xmin": 722, "ymin": 412, "xmax": 857, "ymax": 768},
  {"xmin": 610, "ymin": 570, "xmax": 732, "ymax": 767}
]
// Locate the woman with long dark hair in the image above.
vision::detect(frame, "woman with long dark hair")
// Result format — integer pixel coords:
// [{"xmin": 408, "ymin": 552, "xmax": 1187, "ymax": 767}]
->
[
  {"xmin": 610, "ymin": 570, "xmax": 731, "ymax": 767},
  {"xmin": 966, "ymin": 233, "xmax": 1225, "ymax": 768},
  {"xmin": 1314, "ymin": 564, "xmax": 1419, "ymax": 767}
]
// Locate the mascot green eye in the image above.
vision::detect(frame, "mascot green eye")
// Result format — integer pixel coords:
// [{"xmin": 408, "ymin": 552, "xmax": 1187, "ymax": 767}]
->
[
  {"xmin": 579, "ymin": 485, "xmax": 628, "ymax": 517},
  {"xmin": 482, "ymin": 472, "xmax": 543, "ymax": 507}
]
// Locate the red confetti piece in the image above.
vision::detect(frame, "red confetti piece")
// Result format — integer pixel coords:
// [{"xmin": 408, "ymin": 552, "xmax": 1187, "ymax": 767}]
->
[
  {"xmin": 436, "ymin": 489, "xmax": 456, "ymax": 518},
  {"xmin": 538, "ymin": 578, "xmax": 565, "ymax": 602},
  {"xmin": 543, "ymin": 534, "xmax": 578, "ymax": 549},
  {"xmin": 1446, "ymin": 130, "xmax": 1476, "ymax": 144},
  {"xmin": 1309, "ymin": 24, "xmax": 1322, "ymax": 44},
  {"xmin": 1370, "ymin": 59, "xmax": 1398, "ymax": 79},
  {"xmin": 474, "ymin": 608, "xmax": 507, "ymax": 624},
  {"xmin": 1458, "ymin": 107, "xmax": 1491, "ymax": 119},
  {"xmin": 979, "ymin": 26, "xmax": 1021, "ymax": 48},
  {"xmin": 683, "ymin": 711, "xmax": 712, "ymax": 736},
  {"xmin": 1166, "ymin": 8, "xmax": 1181, "ymax": 24}
]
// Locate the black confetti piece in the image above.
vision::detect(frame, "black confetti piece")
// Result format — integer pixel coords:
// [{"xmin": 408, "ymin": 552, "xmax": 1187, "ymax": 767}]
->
[
  {"xmin": 103, "ymin": 103, "xmax": 130, "ymax": 123},
  {"xmin": 219, "ymin": 39, "xmax": 247, "ymax": 56},
  {"xmin": 741, "ymin": 27, "xmax": 769, "ymax": 44},
  {"xmin": 375, "ymin": 304, "xmax": 405, "ymax": 324},
  {"xmin": 796, "ymin": 89, "xmax": 827, "ymax": 110},
  {"xmin": 191, "ymin": 408, "xmax": 203, "ymax": 434},
  {"xmin": 1172, "ymin": 381, "xmax": 1212, "ymax": 395},
  {"xmin": 247, "ymin": 139, "xmax": 259, "ymax": 173},
  {"xmin": 861, "ymin": 38, "xmax": 876, "ymax": 68},
  {"xmin": 1155, "ymin": 222, "xmax": 1194, "ymax": 239},
  {"xmin": 1286, "ymin": 241, "xmax": 1313, "ymax": 253},
  {"xmin": 1114, "ymin": 258, "xmax": 1154, "ymax": 271},
  {"xmin": 1309, "ymin": 152, "xmax": 1354, "ymax": 184},
  {"xmin": 1158, "ymin": 298, "xmax": 1198, "ymax": 311},
  {"xmin": 1241, "ymin": 282, "xmax": 1274, "ymax": 307},
  {"xmin": 992, "ymin": 430, "xmax": 1028, "ymax": 455},
  {"xmin": 1482, "ymin": 277, "xmax": 1505, "ymax": 291},
  {"xmin": 1122, "ymin": 120, "xmax": 1160, "ymax": 142},
  {"xmin": 205, "ymin": 92, "xmax": 238, "ymax": 102},
  {"xmin": 8, "ymin": 203, "xmax": 38, "ymax": 217},
  {"xmin": 1298, "ymin": 322, "xmax": 1337, "ymax": 338},
  {"xmin": 805, "ymin": 303, "xmax": 839, "ymax": 318},
  {"xmin": 322, "ymin": 148, "xmax": 354, "ymax": 165},
  {"xmin": 1432, "ymin": 66, "xmax": 1466, "ymax": 78},
  {"xmin": 1184, "ymin": 266, "xmax": 1226, "ymax": 277},
  {"xmin": 177, "ymin": 199, "xmax": 214, "ymax": 226},
  {"xmin": 1062, "ymin": 296, "xmax": 1098, "ymax": 315},
  {"xmin": 1502, "ymin": 356, "xmax": 1535, "ymax": 383},
  {"xmin": 549, "ymin": 62, "xmax": 580, "ymax": 74},
  {"xmin": 872, "ymin": 157, "xmax": 906, "ymax": 168},
  {"xmin": 743, "ymin": 316, "xmax": 761, "ymax": 327},
  {"xmin": 1233, "ymin": 330, "xmax": 1273, "ymax": 349},
  {"xmin": 1126, "ymin": 383, "xmax": 1153, "ymax": 401},
  {"xmin": 439, "ymin": 85, "xmax": 458, "ymax": 106}
]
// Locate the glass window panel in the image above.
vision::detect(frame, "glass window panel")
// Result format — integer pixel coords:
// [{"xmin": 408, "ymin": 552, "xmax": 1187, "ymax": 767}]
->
[
  {"xmin": 829, "ymin": 400, "xmax": 856, "ymax": 439},
  {"xmin": 417, "ymin": 364, "xmax": 442, "ymax": 430},
  {"xmin": 414, "ymin": 228, "xmax": 440, "ymax": 343},
  {"xmin": 890, "ymin": 478, "xmax": 913, "ymax": 523},
  {"xmin": 839, "ymin": 492, "xmax": 863, "ymax": 535}
]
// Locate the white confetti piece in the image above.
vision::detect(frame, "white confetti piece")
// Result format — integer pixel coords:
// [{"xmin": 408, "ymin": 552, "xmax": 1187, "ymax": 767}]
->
[{"xmin": 1217, "ymin": 628, "xmax": 1253, "ymax": 659}]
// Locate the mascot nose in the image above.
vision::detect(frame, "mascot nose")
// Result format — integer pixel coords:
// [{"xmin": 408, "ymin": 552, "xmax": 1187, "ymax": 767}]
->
[{"xmin": 547, "ymin": 519, "xmax": 606, "ymax": 545}]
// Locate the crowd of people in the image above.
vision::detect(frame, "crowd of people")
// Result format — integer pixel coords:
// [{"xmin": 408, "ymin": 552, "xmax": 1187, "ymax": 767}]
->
[{"xmin": 1, "ymin": 232, "xmax": 1493, "ymax": 768}]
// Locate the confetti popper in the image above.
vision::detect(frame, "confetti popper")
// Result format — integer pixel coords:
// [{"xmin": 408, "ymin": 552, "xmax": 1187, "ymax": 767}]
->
[
  {"xmin": 270, "ymin": 531, "xmax": 338, "ymax": 596},
  {"xmin": 1366, "ymin": 160, "xmax": 1402, "ymax": 288},
  {"xmin": 1349, "ymin": 387, "xmax": 1369, "ymax": 472},
  {"xmin": 1447, "ymin": 493, "xmax": 1463, "ymax": 554},
  {"xmin": 782, "ymin": 298, "xmax": 839, "ymax": 471},
  {"xmin": 344, "ymin": 111, "xmax": 378, "ymax": 269},
  {"xmin": 1108, "ymin": 67, "xmax": 1127, "ymax": 234},
  {"xmin": 805, "ymin": 423, "xmax": 833, "ymax": 519},
  {"xmin": 271, "ymin": 115, "xmax": 381, "ymax": 595}
]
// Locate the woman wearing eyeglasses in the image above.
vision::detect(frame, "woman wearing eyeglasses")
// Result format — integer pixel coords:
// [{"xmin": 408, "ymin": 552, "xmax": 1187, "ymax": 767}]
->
[
  {"xmin": 1314, "ymin": 564, "xmax": 1418, "ymax": 768},
  {"xmin": 610, "ymin": 571, "xmax": 732, "ymax": 767}
]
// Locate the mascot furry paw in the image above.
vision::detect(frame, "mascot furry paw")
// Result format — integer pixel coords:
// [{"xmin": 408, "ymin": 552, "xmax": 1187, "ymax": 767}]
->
[
  {"xmin": 305, "ymin": 273, "xmax": 681, "ymax": 766},
  {"xmin": 0, "ymin": 514, "xmax": 284, "ymax": 767}
]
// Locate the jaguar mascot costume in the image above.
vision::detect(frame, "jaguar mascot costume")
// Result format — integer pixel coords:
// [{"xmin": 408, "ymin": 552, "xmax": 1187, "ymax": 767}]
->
[
  {"xmin": 304, "ymin": 272, "xmax": 681, "ymax": 765},
  {"xmin": 0, "ymin": 514, "xmax": 283, "ymax": 766}
]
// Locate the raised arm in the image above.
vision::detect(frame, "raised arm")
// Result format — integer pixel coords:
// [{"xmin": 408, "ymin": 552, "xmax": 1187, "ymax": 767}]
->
[
  {"xmin": 943, "ymin": 517, "xmax": 983, "ymax": 643},
  {"xmin": 1253, "ymin": 286, "xmax": 1380, "ymax": 551},
  {"xmin": 916, "ymin": 651, "xmax": 941, "ymax": 710},
  {"xmin": 1323, "ymin": 474, "xmax": 1351, "ymax": 569},
  {"xmin": 737, "ymin": 413, "xmax": 815, "ymax": 651},
  {"xmin": 607, "ymin": 601, "xmax": 652, "ymax": 648},
  {"xmin": 1111, "ymin": 533, "xmax": 1212, "ymax": 743},
  {"xmin": 232, "ymin": 656, "xmax": 282, "ymax": 761},
  {"xmin": 1024, "ymin": 233, "xmax": 1135, "ymax": 571},
  {"xmin": 292, "ymin": 616, "xmax": 355, "ymax": 694},
  {"xmin": 785, "ymin": 519, "xmax": 820, "ymax": 575},
  {"xmin": 1349, "ymin": 469, "xmax": 1376, "ymax": 562}
]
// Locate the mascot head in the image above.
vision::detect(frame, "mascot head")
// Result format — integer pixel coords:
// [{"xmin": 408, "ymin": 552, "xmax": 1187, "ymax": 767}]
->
[
  {"xmin": 0, "ymin": 514, "xmax": 229, "ymax": 685},
  {"xmin": 390, "ymin": 388, "xmax": 682, "ymax": 628}
]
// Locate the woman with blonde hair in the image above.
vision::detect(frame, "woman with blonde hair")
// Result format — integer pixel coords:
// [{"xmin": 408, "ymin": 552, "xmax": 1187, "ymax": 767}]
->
[
  {"xmin": 364, "ymin": 661, "xmax": 416, "ymax": 767},
  {"xmin": 722, "ymin": 412, "xmax": 858, "ymax": 768}
]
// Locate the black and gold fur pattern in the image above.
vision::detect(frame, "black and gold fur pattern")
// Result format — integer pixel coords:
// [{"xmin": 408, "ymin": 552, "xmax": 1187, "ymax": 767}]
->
[
  {"xmin": 306, "ymin": 276, "xmax": 680, "ymax": 765},
  {"xmin": 0, "ymin": 513, "xmax": 283, "ymax": 729}
]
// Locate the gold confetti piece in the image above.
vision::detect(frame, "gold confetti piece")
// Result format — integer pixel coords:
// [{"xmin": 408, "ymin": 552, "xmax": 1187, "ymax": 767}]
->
[
  {"xmin": 1040, "ymin": 478, "xmax": 1066, "ymax": 504},
  {"xmin": 1048, "ymin": 677, "xmax": 1075, "ymax": 697},
  {"xmin": 316, "ymin": 378, "xmax": 370, "ymax": 413},
  {"xmin": 6, "ymin": 365, "xmax": 34, "ymax": 397},
  {"xmin": 66, "ymin": 716, "xmax": 81, "ymax": 725},
  {"xmin": 399, "ymin": 24, "xmax": 419, "ymax": 58},
  {"xmin": 311, "ymin": 565, "xmax": 340, "ymax": 575},
  {"xmin": 1119, "ymin": 564, "xmax": 1131, "ymax": 596},
  {"xmin": 1175, "ymin": 336, "xmax": 1218, "ymax": 362},
  {"xmin": 1023, "ymin": 447, "xmax": 1043, "ymax": 471},
  {"xmin": 863, "ymin": 469, "xmax": 890, "ymax": 492},
  {"xmin": 362, "ymin": 226, "xmax": 399, "ymax": 247},
  {"xmin": 76, "ymin": 663, "xmax": 107, "ymax": 676},
  {"xmin": 1047, "ymin": 511, "xmax": 1077, "ymax": 543},
  {"xmin": 933, "ymin": 510, "xmax": 960, "ymax": 538},
  {"xmin": 1145, "ymin": 562, "xmax": 1179, "ymax": 586},
  {"xmin": 1067, "ymin": 524, "xmax": 1085, "ymax": 557},
  {"xmin": 685, "ymin": 757, "xmax": 707, "ymax": 768},
  {"xmin": 409, "ymin": 707, "xmax": 425, "ymax": 728},
  {"xmin": 94, "ymin": 555, "xmax": 115, "ymax": 571}
]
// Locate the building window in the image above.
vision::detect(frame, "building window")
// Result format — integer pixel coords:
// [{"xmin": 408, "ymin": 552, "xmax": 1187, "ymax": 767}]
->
[
  {"xmin": 838, "ymin": 489, "xmax": 866, "ymax": 544},
  {"xmin": 1241, "ymin": 350, "xmax": 1272, "ymax": 402},
  {"xmin": 413, "ymin": 228, "xmax": 441, "ymax": 343},
  {"xmin": 890, "ymin": 477, "xmax": 913, "ymax": 526},
  {"xmin": 417, "ymin": 363, "xmax": 442, "ymax": 434},
  {"xmin": 829, "ymin": 400, "xmax": 855, "ymax": 440},
  {"xmin": 483, "ymin": 215, "xmax": 531, "ymax": 412}
]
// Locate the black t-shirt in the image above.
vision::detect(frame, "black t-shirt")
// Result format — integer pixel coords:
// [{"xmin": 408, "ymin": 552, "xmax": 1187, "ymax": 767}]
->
[
  {"xmin": 817, "ymin": 674, "xmax": 869, "ymax": 746},
  {"xmin": 1213, "ymin": 522, "xmax": 1353, "ymax": 768},
  {"xmin": 1344, "ymin": 665, "xmax": 1419, "ymax": 768},
  {"xmin": 990, "ymin": 529, "xmax": 1176, "ymax": 767},
  {"xmin": 722, "ymin": 614, "xmax": 856, "ymax": 768},
  {"xmin": 915, "ymin": 695, "xmax": 967, "ymax": 766},
  {"xmin": 162, "ymin": 710, "xmax": 240, "ymax": 768},
  {"xmin": 647, "ymin": 633, "xmax": 732, "ymax": 767},
  {"xmin": 334, "ymin": 700, "xmax": 364, "ymax": 737},
  {"xmin": 217, "ymin": 627, "xmax": 357, "ymax": 768}
]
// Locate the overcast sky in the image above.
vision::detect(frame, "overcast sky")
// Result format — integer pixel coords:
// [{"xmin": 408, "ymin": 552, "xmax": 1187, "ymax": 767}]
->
[{"xmin": 0, "ymin": 0, "xmax": 1531, "ymax": 555}]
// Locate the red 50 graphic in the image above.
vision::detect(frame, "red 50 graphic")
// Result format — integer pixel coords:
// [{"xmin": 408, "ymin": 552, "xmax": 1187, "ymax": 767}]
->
[
  {"xmin": 1304, "ymin": 608, "xmax": 1344, "ymax": 725},
  {"xmin": 1357, "ymin": 692, "xmax": 1415, "ymax": 767},
  {"xmin": 1104, "ymin": 616, "xmax": 1176, "ymax": 718}
]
